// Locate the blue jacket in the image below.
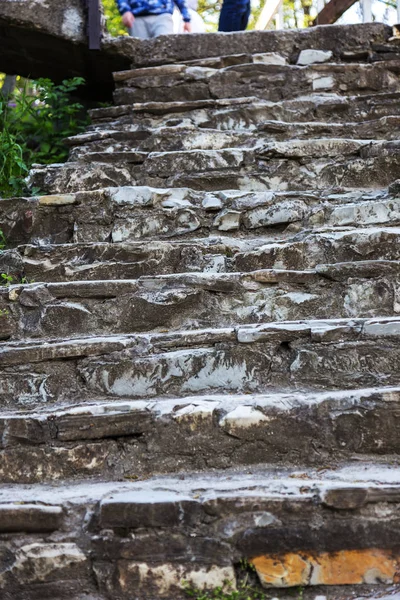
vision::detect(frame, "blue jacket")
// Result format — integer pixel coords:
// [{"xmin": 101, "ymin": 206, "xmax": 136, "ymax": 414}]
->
[{"xmin": 116, "ymin": 0, "xmax": 191, "ymax": 21}]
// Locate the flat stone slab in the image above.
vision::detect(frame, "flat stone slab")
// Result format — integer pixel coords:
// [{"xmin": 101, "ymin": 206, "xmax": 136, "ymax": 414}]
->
[
  {"xmin": 0, "ymin": 387, "xmax": 399, "ymax": 482},
  {"xmin": 1, "ymin": 318, "xmax": 400, "ymax": 410},
  {"xmin": 3, "ymin": 265, "xmax": 400, "ymax": 341},
  {"xmin": 128, "ymin": 23, "xmax": 391, "ymax": 67},
  {"xmin": 0, "ymin": 463, "xmax": 400, "ymax": 596}
]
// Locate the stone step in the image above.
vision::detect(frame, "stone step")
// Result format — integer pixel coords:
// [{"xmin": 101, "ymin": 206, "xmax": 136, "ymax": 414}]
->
[
  {"xmin": 89, "ymin": 92, "xmax": 400, "ymax": 132},
  {"xmin": 1, "ymin": 461, "xmax": 400, "ymax": 597},
  {"xmin": 257, "ymin": 115, "xmax": 400, "ymax": 141},
  {"xmin": 0, "ymin": 239, "xmax": 236, "ymax": 282},
  {"xmin": 1, "ymin": 386, "xmax": 400, "ymax": 483},
  {"xmin": 129, "ymin": 22, "xmax": 392, "ymax": 67},
  {"xmin": 236, "ymin": 226, "xmax": 400, "ymax": 271},
  {"xmin": 65, "ymin": 117, "xmax": 400, "ymax": 161},
  {"xmin": 67, "ymin": 127, "xmax": 260, "ymax": 158},
  {"xmin": 2, "ymin": 186, "xmax": 396, "ymax": 246},
  {"xmin": 114, "ymin": 43, "xmax": 384, "ymax": 89},
  {"xmin": 3, "ymin": 228, "xmax": 399, "ymax": 284},
  {"xmin": 1, "ymin": 317, "xmax": 400, "ymax": 407},
  {"xmin": 2, "ymin": 267, "xmax": 400, "ymax": 341},
  {"xmin": 163, "ymin": 39, "xmax": 400, "ymax": 69},
  {"xmin": 27, "ymin": 140, "xmax": 400, "ymax": 194},
  {"xmin": 113, "ymin": 61, "xmax": 400, "ymax": 105}
]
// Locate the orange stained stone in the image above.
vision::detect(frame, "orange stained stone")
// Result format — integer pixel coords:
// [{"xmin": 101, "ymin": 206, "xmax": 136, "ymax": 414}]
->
[
  {"xmin": 251, "ymin": 549, "xmax": 400, "ymax": 588},
  {"xmin": 252, "ymin": 553, "xmax": 310, "ymax": 587}
]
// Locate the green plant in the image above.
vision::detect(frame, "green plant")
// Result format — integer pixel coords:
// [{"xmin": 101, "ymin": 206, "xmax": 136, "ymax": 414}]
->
[
  {"xmin": 0, "ymin": 77, "xmax": 88, "ymax": 198},
  {"xmin": 184, "ymin": 580, "xmax": 305, "ymax": 600},
  {"xmin": 0, "ymin": 273, "xmax": 13, "ymax": 286},
  {"xmin": 0, "ymin": 229, "xmax": 6, "ymax": 250},
  {"xmin": 183, "ymin": 576, "xmax": 269, "ymax": 600},
  {"xmin": 0, "ymin": 100, "xmax": 29, "ymax": 198},
  {"xmin": 102, "ymin": 0, "xmax": 129, "ymax": 35},
  {"xmin": 0, "ymin": 308, "xmax": 10, "ymax": 317}
]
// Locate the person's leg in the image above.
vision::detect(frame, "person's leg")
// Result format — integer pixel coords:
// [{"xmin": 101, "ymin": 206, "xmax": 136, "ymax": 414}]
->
[
  {"xmin": 129, "ymin": 17, "xmax": 151, "ymax": 39},
  {"xmin": 149, "ymin": 13, "xmax": 174, "ymax": 37},
  {"xmin": 218, "ymin": 0, "xmax": 249, "ymax": 31},
  {"xmin": 240, "ymin": 0, "xmax": 251, "ymax": 30}
]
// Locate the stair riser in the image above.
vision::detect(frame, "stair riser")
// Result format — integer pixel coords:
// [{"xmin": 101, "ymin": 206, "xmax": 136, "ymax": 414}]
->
[
  {"xmin": 0, "ymin": 243, "xmax": 231, "ymax": 282},
  {"xmin": 67, "ymin": 117, "xmax": 400, "ymax": 157},
  {"xmin": 0, "ymin": 401, "xmax": 400, "ymax": 483},
  {"xmin": 0, "ymin": 389, "xmax": 399, "ymax": 482},
  {"xmin": 90, "ymin": 94, "xmax": 400, "ymax": 131},
  {"xmin": 69, "ymin": 130, "xmax": 260, "ymax": 156},
  {"xmin": 2, "ymin": 276, "xmax": 400, "ymax": 340},
  {"xmin": 28, "ymin": 152, "xmax": 400, "ymax": 194},
  {"xmin": 2, "ymin": 470, "xmax": 400, "ymax": 597},
  {"xmin": 237, "ymin": 230, "xmax": 400, "ymax": 271},
  {"xmin": 1, "ymin": 336, "xmax": 400, "ymax": 407},
  {"xmin": 3, "ymin": 189, "xmax": 398, "ymax": 248},
  {"xmin": 114, "ymin": 62, "xmax": 400, "ymax": 105},
  {"xmin": 128, "ymin": 22, "xmax": 391, "ymax": 67}
]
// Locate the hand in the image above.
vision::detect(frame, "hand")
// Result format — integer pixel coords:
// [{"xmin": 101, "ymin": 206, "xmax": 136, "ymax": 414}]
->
[
  {"xmin": 122, "ymin": 11, "xmax": 135, "ymax": 28},
  {"xmin": 183, "ymin": 21, "xmax": 192, "ymax": 32}
]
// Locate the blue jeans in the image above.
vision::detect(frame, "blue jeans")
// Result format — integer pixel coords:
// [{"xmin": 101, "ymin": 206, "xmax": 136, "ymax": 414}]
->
[{"xmin": 218, "ymin": 0, "xmax": 251, "ymax": 31}]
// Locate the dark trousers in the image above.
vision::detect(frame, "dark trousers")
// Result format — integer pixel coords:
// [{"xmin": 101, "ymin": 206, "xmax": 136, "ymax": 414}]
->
[{"xmin": 218, "ymin": 0, "xmax": 251, "ymax": 31}]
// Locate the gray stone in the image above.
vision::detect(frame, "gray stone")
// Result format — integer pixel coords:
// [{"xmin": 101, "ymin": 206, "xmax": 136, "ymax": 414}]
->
[
  {"xmin": 100, "ymin": 491, "xmax": 202, "ymax": 528},
  {"xmin": 297, "ymin": 49, "xmax": 333, "ymax": 65},
  {"xmin": 0, "ymin": 504, "xmax": 63, "ymax": 532}
]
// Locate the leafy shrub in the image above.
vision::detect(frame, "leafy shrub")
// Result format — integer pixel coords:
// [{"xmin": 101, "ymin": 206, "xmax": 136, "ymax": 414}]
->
[
  {"xmin": 102, "ymin": 0, "xmax": 128, "ymax": 36},
  {"xmin": 0, "ymin": 102, "xmax": 29, "ymax": 198},
  {"xmin": 0, "ymin": 77, "xmax": 88, "ymax": 198}
]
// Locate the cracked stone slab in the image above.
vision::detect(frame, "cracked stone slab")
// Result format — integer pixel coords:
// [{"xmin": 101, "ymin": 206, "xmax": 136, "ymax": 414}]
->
[
  {"xmin": 1, "ymin": 318, "xmax": 400, "ymax": 408},
  {"xmin": 1, "ymin": 386, "xmax": 399, "ymax": 481},
  {"xmin": 114, "ymin": 61, "xmax": 400, "ymax": 106}
]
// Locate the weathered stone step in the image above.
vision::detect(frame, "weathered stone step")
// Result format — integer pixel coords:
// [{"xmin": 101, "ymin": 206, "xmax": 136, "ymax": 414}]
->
[
  {"xmin": 1, "ymin": 317, "xmax": 400, "ymax": 407},
  {"xmin": 257, "ymin": 115, "xmax": 400, "ymax": 141},
  {"xmin": 0, "ymin": 239, "xmax": 236, "ymax": 282},
  {"xmin": 236, "ymin": 227, "xmax": 400, "ymax": 271},
  {"xmin": 174, "ymin": 40, "xmax": 400, "ymax": 68},
  {"xmin": 3, "ymin": 186, "xmax": 395, "ymax": 246},
  {"xmin": 89, "ymin": 92, "xmax": 400, "ymax": 133},
  {"xmin": 114, "ymin": 39, "xmax": 392, "ymax": 88},
  {"xmin": 66, "ymin": 117, "xmax": 400, "ymax": 161},
  {"xmin": 27, "ymin": 140, "xmax": 400, "ymax": 193},
  {"xmin": 67, "ymin": 127, "xmax": 261, "ymax": 158},
  {"xmin": 1, "ymin": 386, "xmax": 400, "ymax": 483},
  {"xmin": 129, "ymin": 22, "xmax": 392, "ymax": 68},
  {"xmin": 3, "ymin": 266, "xmax": 400, "ymax": 340},
  {"xmin": 1, "ymin": 460, "xmax": 400, "ymax": 597},
  {"xmin": 113, "ymin": 61, "xmax": 400, "ymax": 105}
]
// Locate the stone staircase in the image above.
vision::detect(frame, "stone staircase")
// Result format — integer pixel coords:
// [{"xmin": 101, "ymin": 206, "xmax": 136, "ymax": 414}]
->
[{"xmin": 1, "ymin": 21, "xmax": 400, "ymax": 600}]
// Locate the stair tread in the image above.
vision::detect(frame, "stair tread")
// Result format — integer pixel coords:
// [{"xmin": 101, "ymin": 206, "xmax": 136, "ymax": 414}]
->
[
  {"xmin": 2, "ymin": 315, "xmax": 400, "ymax": 357},
  {"xmin": 1, "ymin": 460, "xmax": 400, "ymax": 502}
]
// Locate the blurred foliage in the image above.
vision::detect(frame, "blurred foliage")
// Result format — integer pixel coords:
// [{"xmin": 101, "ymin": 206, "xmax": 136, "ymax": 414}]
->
[
  {"xmin": 197, "ymin": 0, "xmax": 222, "ymax": 29},
  {"xmin": 100, "ymin": 0, "xmax": 323, "ymax": 31},
  {"xmin": 102, "ymin": 0, "xmax": 129, "ymax": 35},
  {"xmin": 101, "ymin": 0, "xmax": 396, "ymax": 33},
  {"xmin": 0, "ymin": 77, "xmax": 88, "ymax": 198}
]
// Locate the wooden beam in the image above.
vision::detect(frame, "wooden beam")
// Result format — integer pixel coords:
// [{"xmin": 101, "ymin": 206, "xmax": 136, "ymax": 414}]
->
[
  {"xmin": 312, "ymin": 0, "xmax": 357, "ymax": 25},
  {"xmin": 255, "ymin": 0, "xmax": 282, "ymax": 30},
  {"xmin": 86, "ymin": 0, "xmax": 101, "ymax": 50}
]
